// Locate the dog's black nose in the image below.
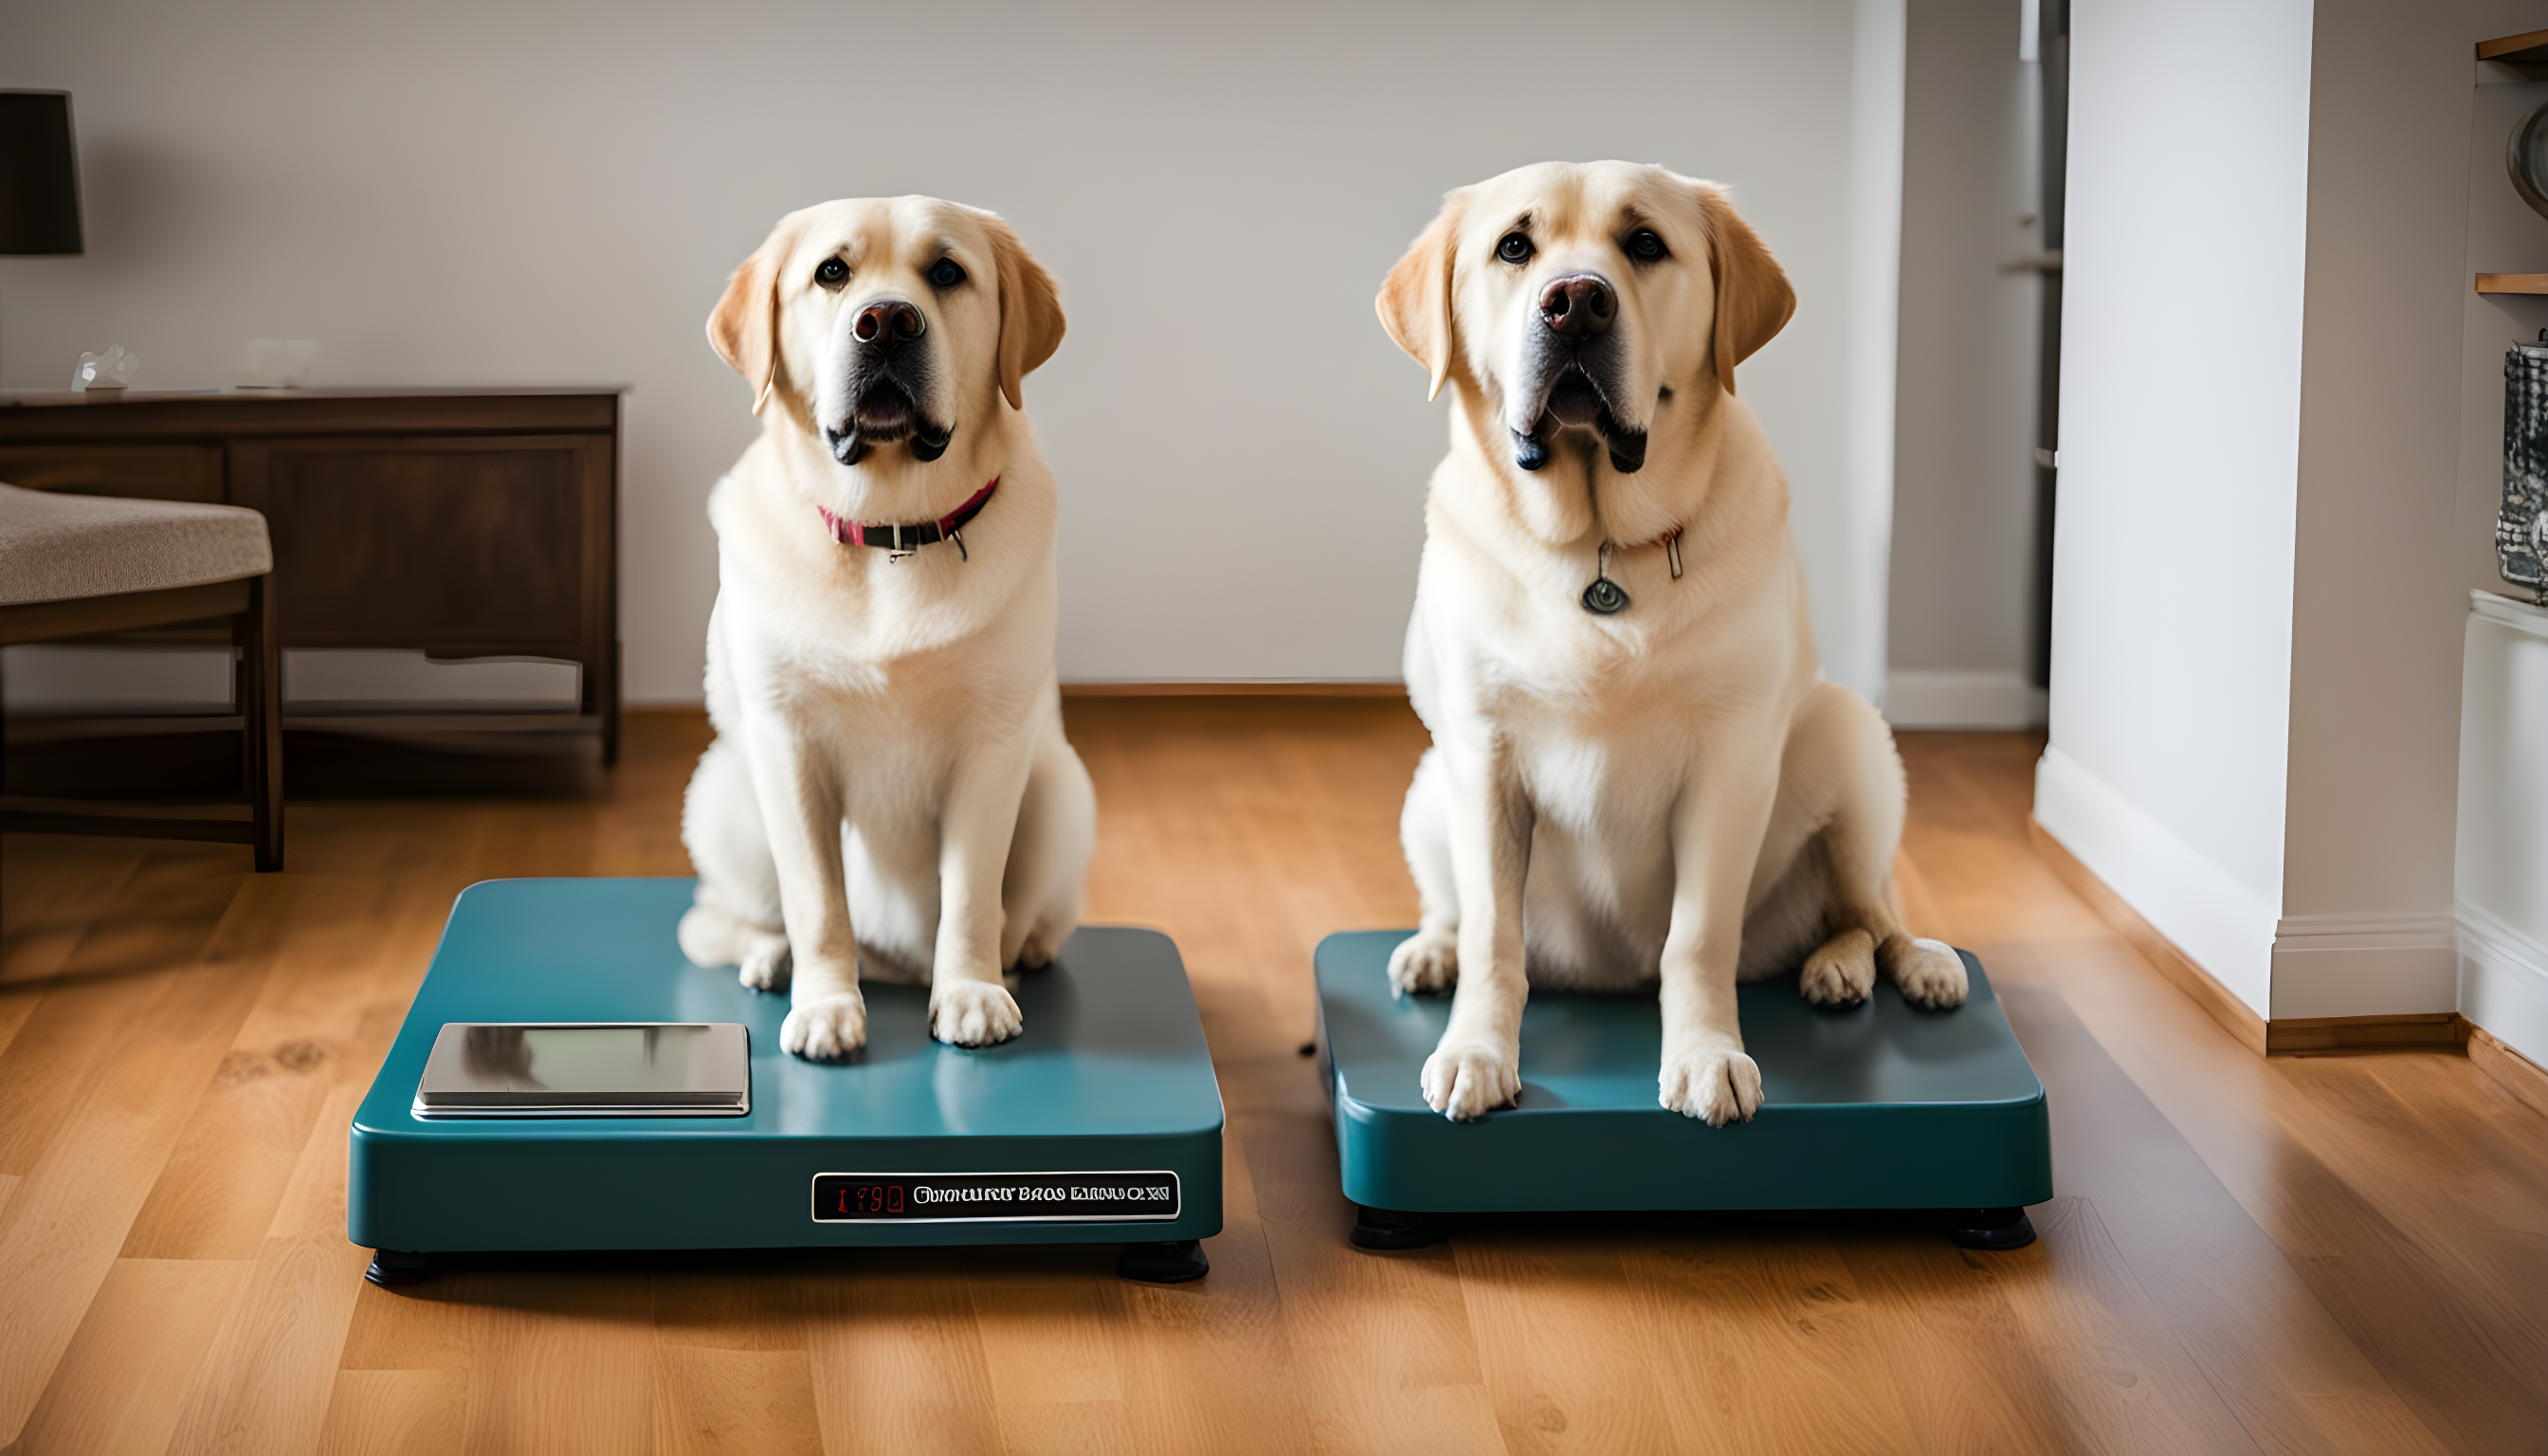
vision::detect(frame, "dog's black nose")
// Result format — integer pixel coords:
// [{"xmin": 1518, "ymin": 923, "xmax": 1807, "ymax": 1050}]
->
[
  {"xmin": 1538, "ymin": 274, "xmax": 1616, "ymax": 339},
  {"xmin": 852, "ymin": 299, "xmax": 926, "ymax": 355}
]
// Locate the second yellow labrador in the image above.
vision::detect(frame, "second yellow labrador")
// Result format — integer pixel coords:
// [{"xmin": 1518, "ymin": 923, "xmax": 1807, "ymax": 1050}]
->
[
  {"xmin": 678, "ymin": 197, "xmax": 1093, "ymax": 1061},
  {"xmin": 1376, "ymin": 160, "xmax": 1967, "ymax": 1126}
]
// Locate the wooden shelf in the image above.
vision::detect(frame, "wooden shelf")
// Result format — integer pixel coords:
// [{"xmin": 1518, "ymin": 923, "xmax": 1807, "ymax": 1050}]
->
[
  {"xmin": 2478, "ymin": 273, "xmax": 2548, "ymax": 295},
  {"xmin": 2480, "ymin": 28, "xmax": 2548, "ymax": 66}
]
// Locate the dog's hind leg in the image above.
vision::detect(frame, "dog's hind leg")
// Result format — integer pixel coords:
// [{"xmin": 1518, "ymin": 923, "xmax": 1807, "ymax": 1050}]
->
[
  {"xmin": 1387, "ymin": 748, "xmax": 1462, "ymax": 996},
  {"xmin": 679, "ymin": 733, "xmax": 793, "ymax": 991},
  {"xmin": 1779, "ymin": 682, "xmax": 1966, "ymax": 1010},
  {"xmin": 1001, "ymin": 706, "xmax": 1097, "ymax": 973}
]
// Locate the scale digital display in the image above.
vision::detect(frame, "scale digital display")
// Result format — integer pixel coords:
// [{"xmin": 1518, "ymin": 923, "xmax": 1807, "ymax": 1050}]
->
[{"xmin": 811, "ymin": 1172, "xmax": 1181, "ymax": 1224}]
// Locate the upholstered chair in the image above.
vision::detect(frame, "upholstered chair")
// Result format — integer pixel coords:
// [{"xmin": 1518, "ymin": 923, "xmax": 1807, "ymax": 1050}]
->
[{"xmin": 0, "ymin": 482, "xmax": 282, "ymax": 870}]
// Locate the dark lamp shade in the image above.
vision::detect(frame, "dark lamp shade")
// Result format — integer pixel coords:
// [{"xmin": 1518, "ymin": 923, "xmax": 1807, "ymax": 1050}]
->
[{"xmin": 0, "ymin": 91, "xmax": 83, "ymax": 256}]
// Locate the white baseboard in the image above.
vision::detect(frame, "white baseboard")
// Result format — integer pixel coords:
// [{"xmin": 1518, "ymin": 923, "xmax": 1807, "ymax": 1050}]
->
[
  {"xmin": 2461, "ymin": 901, "xmax": 2548, "ymax": 1070},
  {"xmin": 1884, "ymin": 669, "xmax": 2047, "ymax": 729},
  {"xmin": 2033, "ymin": 745, "xmax": 2277, "ymax": 1015},
  {"xmin": 2269, "ymin": 912, "xmax": 2459, "ymax": 1019}
]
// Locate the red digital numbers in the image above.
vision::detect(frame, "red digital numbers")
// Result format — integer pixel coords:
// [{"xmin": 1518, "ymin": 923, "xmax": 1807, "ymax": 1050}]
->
[
  {"xmin": 843, "ymin": 1184, "xmax": 906, "ymax": 1215},
  {"xmin": 819, "ymin": 1178, "xmax": 910, "ymax": 1219}
]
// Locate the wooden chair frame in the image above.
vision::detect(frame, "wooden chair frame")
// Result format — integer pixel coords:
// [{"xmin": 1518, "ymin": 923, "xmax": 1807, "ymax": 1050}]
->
[{"xmin": 0, "ymin": 572, "xmax": 283, "ymax": 871}]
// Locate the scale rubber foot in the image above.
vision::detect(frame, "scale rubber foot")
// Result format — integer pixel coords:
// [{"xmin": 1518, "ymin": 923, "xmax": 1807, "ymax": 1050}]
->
[
  {"xmin": 364, "ymin": 1249, "xmax": 439, "ymax": 1287},
  {"xmin": 1946, "ymin": 1208, "xmax": 2037, "ymax": 1251},
  {"xmin": 1117, "ymin": 1240, "xmax": 1210, "ymax": 1283},
  {"xmin": 1351, "ymin": 1205, "xmax": 1440, "ymax": 1250}
]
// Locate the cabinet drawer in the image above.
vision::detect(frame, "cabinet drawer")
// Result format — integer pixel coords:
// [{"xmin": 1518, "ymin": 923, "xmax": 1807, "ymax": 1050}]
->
[
  {"xmin": 0, "ymin": 444, "xmax": 225, "ymax": 501},
  {"xmin": 228, "ymin": 434, "xmax": 610, "ymax": 654}
]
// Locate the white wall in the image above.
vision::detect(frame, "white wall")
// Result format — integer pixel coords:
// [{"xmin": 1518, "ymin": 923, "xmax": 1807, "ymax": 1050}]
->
[
  {"xmin": 0, "ymin": 0, "xmax": 1906, "ymax": 703},
  {"xmin": 2046, "ymin": 0, "xmax": 2545, "ymax": 1027},
  {"xmin": 2271, "ymin": 0, "xmax": 2476, "ymax": 1019},
  {"xmin": 2037, "ymin": 0, "xmax": 2316, "ymax": 1014},
  {"xmin": 1886, "ymin": 0, "xmax": 2044, "ymax": 729}
]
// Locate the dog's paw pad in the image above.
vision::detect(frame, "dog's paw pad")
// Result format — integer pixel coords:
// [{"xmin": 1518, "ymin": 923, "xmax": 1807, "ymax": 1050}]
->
[
  {"xmin": 1800, "ymin": 928, "xmax": 1876, "ymax": 1008},
  {"xmin": 780, "ymin": 992, "xmax": 866, "ymax": 1061},
  {"xmin": 1388, "ymin": 932, "xmax": 1459, "ymax": 997},
  {"xmin": 931, "ymin": 981, "xmax": 1023, "ymax": 1046},
  {"xmin": 738, "ymin": 939, "xmax": 791, "ymax": 992},
  {"xmin": 1659, "ymin": 1046, "xmax": 1763, "ymax": 1126},
  {"xmin": 1885, "ymin": 937, "xmax": 1969, "ymax": 1010},
  {"xmin": 1420, "ymin": 1038, "xmax": 1519, "ymax": 1121}
]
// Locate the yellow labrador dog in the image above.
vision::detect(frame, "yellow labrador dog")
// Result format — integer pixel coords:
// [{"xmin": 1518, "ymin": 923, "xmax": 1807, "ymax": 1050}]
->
[
  {"xmin": 1376, "ymin": 160, "xmax": 1966, "ymax": 1125},
  {"xmin": 678, "ymin": 197, "xmax": 1094, "ymax": 1060}
]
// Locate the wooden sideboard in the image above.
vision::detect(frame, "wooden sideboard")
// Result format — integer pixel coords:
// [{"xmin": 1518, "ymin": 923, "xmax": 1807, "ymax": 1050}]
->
[{"xmin": 0, "ymin": 387, "xmax": 624, "ymax": 767}]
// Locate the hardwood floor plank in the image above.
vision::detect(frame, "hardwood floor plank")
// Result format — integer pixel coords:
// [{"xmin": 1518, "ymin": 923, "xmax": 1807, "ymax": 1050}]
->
[
  {"xmin": 2000, "ymin": 1198, "xmax": 2260, "ymax": 1453},
  {"xmin": 1454, "ymin": 1236, "xmax": 1680, "ymax": 1455},
  {"xmin": 992, "ymin": 1399, "xmax": 1137, "ymax": 1456},
  {"xmin": 652, "ymin": 1346, "xmax": 823, "ymax": 1456},
  {"xmin": 803, "ymin": 1254, "xmax": 1005, "ymax": 1456},
  {"xmin": 337, "ymin": 1278, "xmax": 483, "ymax": 1374},
  {"xmin": 0, "ymin": 871, "xmax": 277, "ymax": 1447},
  {"xmin": 0, "ymin": 838, "xmax": 144, "ymax": 987},
  {"xmin": 1110, "ymin": 1119, "xmax": 1314, "ymax": 1456},
  {"xmin": 164, "ymin": 1084, "xmax": 378, "ymax": 1456},
  {"xmin": 966, "ymin": 1252, "xmax": 1129, "ymax": 1407},
  {"xmin": 1839, "ymin": 1230, "xmax": 2073, "ymax": 1454},
  {"xmin": 121, "ymin": 872, "xmax": 376, "ymax": 1260},
  {"xmin": 165, "ymin": 1232, "xmax": 375, "ymax": 1456},
  {"xmin": 1235, "ymin": 1095, "xmax": 1508, "ymax": 1456},
  {"xmin": 1622, "ymin": 1231, "xmax": 1926, "ymax": 1456},
  {"xmin": 457, "ymin": 1273, "xmax": 655, "ymax": 1456},
  {"xmin": 6, "ymin": 1256, "xmax": 251, "ymax": 1456},
  {"xmin": 0, "ymin": 847, "xmax": 250, "ymax": 1176},
  {"xmin": 652, "ymin": 1265, "xmax": 809, "ymax": 1353},
  {"xmin": 314, "ymin": 1368, "xmax": 466, "ymax": 1456},
  {"xmin": 1896, "ymin": 734, "xmax": 2467, "ymax": 1455}
]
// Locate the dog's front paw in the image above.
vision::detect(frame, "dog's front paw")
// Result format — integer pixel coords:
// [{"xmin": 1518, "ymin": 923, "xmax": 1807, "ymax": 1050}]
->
[
  {"xmin": 1420, "ymin": 1036, "xmax": 1519, "ymax": 1121},
  {"xmin": 1882, "ymin": 936, "xmax": 1969, "ymax": 1010},
  {"xmin": 931, "ymin": 980, "xmax": 1023, "ymax": 1047},
  {"xmin": 1388, "ymin": 930, "xmax": 1459, "ymax": 997},
  {"xmin": 1800, "ymin": 927, "xmax": 1876, "ymax": 1008},
  {"xmin": 781, "ymin": 992, "xmax": 867, "ymax": 1061},
  {"xmin": 738, "ymin": 937, "xmax": 791, "ymax": 992},
  {"xmin": 1659, "ymin": 1045, "xmax": 1763, "ymax": 1126}
]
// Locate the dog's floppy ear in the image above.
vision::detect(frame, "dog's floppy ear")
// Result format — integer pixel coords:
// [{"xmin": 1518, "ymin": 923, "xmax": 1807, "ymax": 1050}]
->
[
  {"xmin": 708, "ymin": 223, "xmax": 789, "ymax": 416},
  {"xmin": 1695, "ymin": 186, "xmax": 1795, "ymax": 396},
  {"xmin": 979, "ymin": 213, "xmax": 1065, "ymax": 411},
  {"xmin": 1376, "ymin": 191, "xmax": 1466, "ymax": 401}
]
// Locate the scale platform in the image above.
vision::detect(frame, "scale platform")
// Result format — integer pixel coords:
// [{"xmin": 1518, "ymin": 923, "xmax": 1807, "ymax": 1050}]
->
[
  {"xmin": 351, "ymin": 879, "xmax": 1224, "ymax": 1281},
  {"xmin": 1315, "ymin": 931, "xmax": 2051, "ymax": 1246}
]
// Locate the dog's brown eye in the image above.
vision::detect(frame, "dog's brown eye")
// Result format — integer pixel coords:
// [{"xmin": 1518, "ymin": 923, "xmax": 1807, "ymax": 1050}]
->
[
  {"xmin": 815, "ymin": 258, "xmax": 848, "ymax": 289},
  {"xmin": 928, "ymin": 259, "xmax": 966, "ymax": 288},
  {"xmin": 1627, "ymin": 229, "xmax": 1667, "ymax": 263},
  {"xmin": 1497, "ymin": 233, "xmax": 1534, "ymax": 264}
]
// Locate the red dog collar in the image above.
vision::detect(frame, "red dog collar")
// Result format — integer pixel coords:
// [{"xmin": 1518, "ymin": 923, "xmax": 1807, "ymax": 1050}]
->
[{"xmin": 817, "ymin": 477, "xmax": 999, "ymax": 560}]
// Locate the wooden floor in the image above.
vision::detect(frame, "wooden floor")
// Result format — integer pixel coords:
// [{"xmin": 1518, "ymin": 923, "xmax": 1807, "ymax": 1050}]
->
[{"xmin": 1, "ymin": 701, "xmax": 2543, "ymax": 1455}]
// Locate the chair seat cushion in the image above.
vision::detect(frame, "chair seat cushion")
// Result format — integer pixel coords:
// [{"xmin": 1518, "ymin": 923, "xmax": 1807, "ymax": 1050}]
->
[{"xmin": 0, "ymin": 482, "xmax": 273, "ymax": 607}]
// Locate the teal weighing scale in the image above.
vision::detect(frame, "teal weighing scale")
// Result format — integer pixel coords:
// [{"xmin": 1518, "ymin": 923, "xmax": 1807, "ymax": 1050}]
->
[
  {"xmin": 1313, "ymin": 931, "xmax": 2052, "ymax": 1250},
  {"xmin": 350, "ymin": 880, "xmax": 1224, "ymax": 1285}
]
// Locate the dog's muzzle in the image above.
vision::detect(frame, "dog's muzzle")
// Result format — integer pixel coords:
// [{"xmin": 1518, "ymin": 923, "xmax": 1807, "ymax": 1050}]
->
[
  {"xmin": 1511, "ymin": 272, "xmax": 1647, "ymax": 475},
  {"xmin": 824, "ymin": 297, "xmax": 954, "ymax": 466}
]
